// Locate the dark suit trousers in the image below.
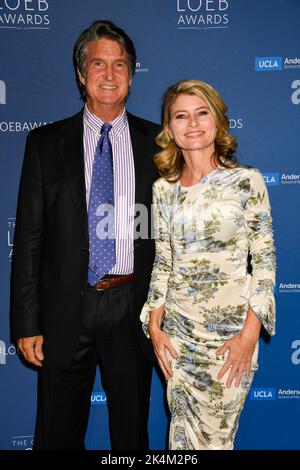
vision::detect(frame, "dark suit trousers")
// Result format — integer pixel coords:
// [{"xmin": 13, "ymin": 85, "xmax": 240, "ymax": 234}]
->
[{"xmin": 34, "ymin": 282, "xmax": 153, "ymax": 450}]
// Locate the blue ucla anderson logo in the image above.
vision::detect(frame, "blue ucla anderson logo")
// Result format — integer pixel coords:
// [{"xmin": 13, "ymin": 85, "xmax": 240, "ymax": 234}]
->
[
  {"xmin": 91, "ymin": 391, "xmax": 107, "ymax": 405},
  {"xmin": 250, "ymin": 388, "xmax": 277, "ymax": 400},
  {"xmin": 262, "ymin": 172, "xmax": 280, "ymax": 186},
  {"xmin": 255, "ymin": 56, "xmax": 282, "ymax": 72}
]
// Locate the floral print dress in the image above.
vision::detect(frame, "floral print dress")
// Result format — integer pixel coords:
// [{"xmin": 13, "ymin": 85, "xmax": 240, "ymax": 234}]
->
[{"xmin": 140, "ymin": 165, "xmax": 276, "ymax": 450}]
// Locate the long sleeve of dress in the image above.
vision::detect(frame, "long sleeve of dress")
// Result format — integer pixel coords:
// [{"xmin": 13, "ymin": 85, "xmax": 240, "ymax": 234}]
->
[
  {"xmin": 140, "ymin": 180, "xmax": 173, "ymax": 337},
  {"xmin": 244, "ymin": 169, "xmax": 276, "ymax": 335}
]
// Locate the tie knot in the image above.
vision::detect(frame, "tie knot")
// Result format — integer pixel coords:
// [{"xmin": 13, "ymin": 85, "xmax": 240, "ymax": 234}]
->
[{"xmin": 101, "ymin": 123, "xmax": 112, "ymax": 135}]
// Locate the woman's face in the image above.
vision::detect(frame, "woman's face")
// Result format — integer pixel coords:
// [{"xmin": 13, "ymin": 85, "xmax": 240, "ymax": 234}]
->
[{"xmin": 167, "ymin": 93, "xmax": 217, "ymax": 155}]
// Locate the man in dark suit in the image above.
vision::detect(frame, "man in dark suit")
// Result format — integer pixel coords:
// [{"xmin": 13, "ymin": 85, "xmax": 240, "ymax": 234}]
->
[{"xmin": 11, "ymin": 20, "xmax": 159, "ymax": 450}]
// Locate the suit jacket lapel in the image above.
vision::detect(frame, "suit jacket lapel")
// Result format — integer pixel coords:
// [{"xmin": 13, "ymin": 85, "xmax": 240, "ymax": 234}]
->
[
  {"xmin": 127, "ymin": 112, "xmax": 148, "ymax": 205},
  {"xmin": 58, "ymin": 110, "xmax": 88, "ymax": 242}
]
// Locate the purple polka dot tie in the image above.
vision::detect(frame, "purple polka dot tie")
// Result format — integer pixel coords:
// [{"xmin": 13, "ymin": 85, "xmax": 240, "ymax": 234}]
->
[{"xmin": 88, "ymin": 123, "xmax": 116, "ymax": 285}]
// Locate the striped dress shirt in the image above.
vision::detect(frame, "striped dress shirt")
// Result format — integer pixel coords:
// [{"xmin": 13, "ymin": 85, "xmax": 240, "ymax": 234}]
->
[{"xmin": 83, "ymin": 105, "xmax": 135, "ymax": 275}]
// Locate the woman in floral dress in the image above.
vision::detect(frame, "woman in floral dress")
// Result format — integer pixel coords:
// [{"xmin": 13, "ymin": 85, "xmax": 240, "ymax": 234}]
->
[{"xmin": 140, "ymin": 79, "xmax": 276, "ymax": 450}]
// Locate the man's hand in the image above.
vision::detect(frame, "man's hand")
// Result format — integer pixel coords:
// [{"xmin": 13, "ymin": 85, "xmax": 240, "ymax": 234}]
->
[{"xmin": 17, "ymin": 335, "xmax": 44, "ymax": 367}]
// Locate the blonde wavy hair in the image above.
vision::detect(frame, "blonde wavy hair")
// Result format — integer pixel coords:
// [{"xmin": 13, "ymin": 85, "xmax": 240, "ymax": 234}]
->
[{"xmin": 155, "ymin": 79, "xmax": 237, "ymax": 182}]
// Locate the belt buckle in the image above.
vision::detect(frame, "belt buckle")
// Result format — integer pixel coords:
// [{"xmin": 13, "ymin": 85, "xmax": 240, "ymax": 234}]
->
[{"xmin": 96, "ymin": 279, "xmax": 110, "ymax": 291}]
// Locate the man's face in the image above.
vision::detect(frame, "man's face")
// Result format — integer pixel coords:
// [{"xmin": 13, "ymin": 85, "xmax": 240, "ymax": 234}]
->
[{"xmin": 78, "ymin": 37, "xmax": 132, "ymax": 120}]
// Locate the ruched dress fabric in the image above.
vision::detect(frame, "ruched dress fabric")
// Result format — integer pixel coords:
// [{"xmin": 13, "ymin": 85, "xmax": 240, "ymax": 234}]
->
[{"xmin": 140, "ymin": 165, "xmax": 276, "ymax": 450}]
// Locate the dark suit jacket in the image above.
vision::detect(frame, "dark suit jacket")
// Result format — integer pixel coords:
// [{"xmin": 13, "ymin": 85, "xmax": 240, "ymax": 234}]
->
[{"xmin": 11, "ymin": 109, "xmax": 160, "ymax": 368}]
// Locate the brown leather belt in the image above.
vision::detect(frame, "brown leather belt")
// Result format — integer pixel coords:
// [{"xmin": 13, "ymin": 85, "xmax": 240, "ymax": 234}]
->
[{"xmin": 90, "ymin": 274, "xmax": 134, "ymax": 292}]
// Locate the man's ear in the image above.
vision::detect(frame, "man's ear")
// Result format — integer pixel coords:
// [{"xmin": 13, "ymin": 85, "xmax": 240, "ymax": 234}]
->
[{"xmin": 77, "ymin": 68, "xmax": 85, "ymax": 86}]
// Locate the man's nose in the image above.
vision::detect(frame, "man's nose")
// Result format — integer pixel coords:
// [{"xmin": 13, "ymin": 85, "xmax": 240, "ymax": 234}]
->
[{"xmin": 103, "ymin": 64, "xmax": 114, "ymax": 81}]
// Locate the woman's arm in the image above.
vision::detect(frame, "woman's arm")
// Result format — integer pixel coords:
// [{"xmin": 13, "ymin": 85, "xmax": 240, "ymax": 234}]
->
[
  {"xmin": 140, "ymin": 181, "xmax": 177, "ymax": 379},
  {"xmin": 216, "ymin": 168, "xmax": 276, "ymax": 387}
]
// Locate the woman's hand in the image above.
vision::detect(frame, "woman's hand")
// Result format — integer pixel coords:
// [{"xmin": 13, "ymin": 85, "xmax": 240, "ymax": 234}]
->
[
  {"xmin": 216, "ymin": 333, "xmax": 256, "ymax": 387},
  {"xmin": 148, "ymin": 306, "xmax": 178, "ymax": 381},
  {"xmin": 215, "ymin": 308, "xmax": 261, "ymax": 388}
]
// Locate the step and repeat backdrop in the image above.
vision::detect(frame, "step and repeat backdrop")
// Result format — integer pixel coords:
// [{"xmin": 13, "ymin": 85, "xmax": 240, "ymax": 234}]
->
[{"xmin": 0, "ymin": 0, "xmax": 299, "ymax": 450}]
